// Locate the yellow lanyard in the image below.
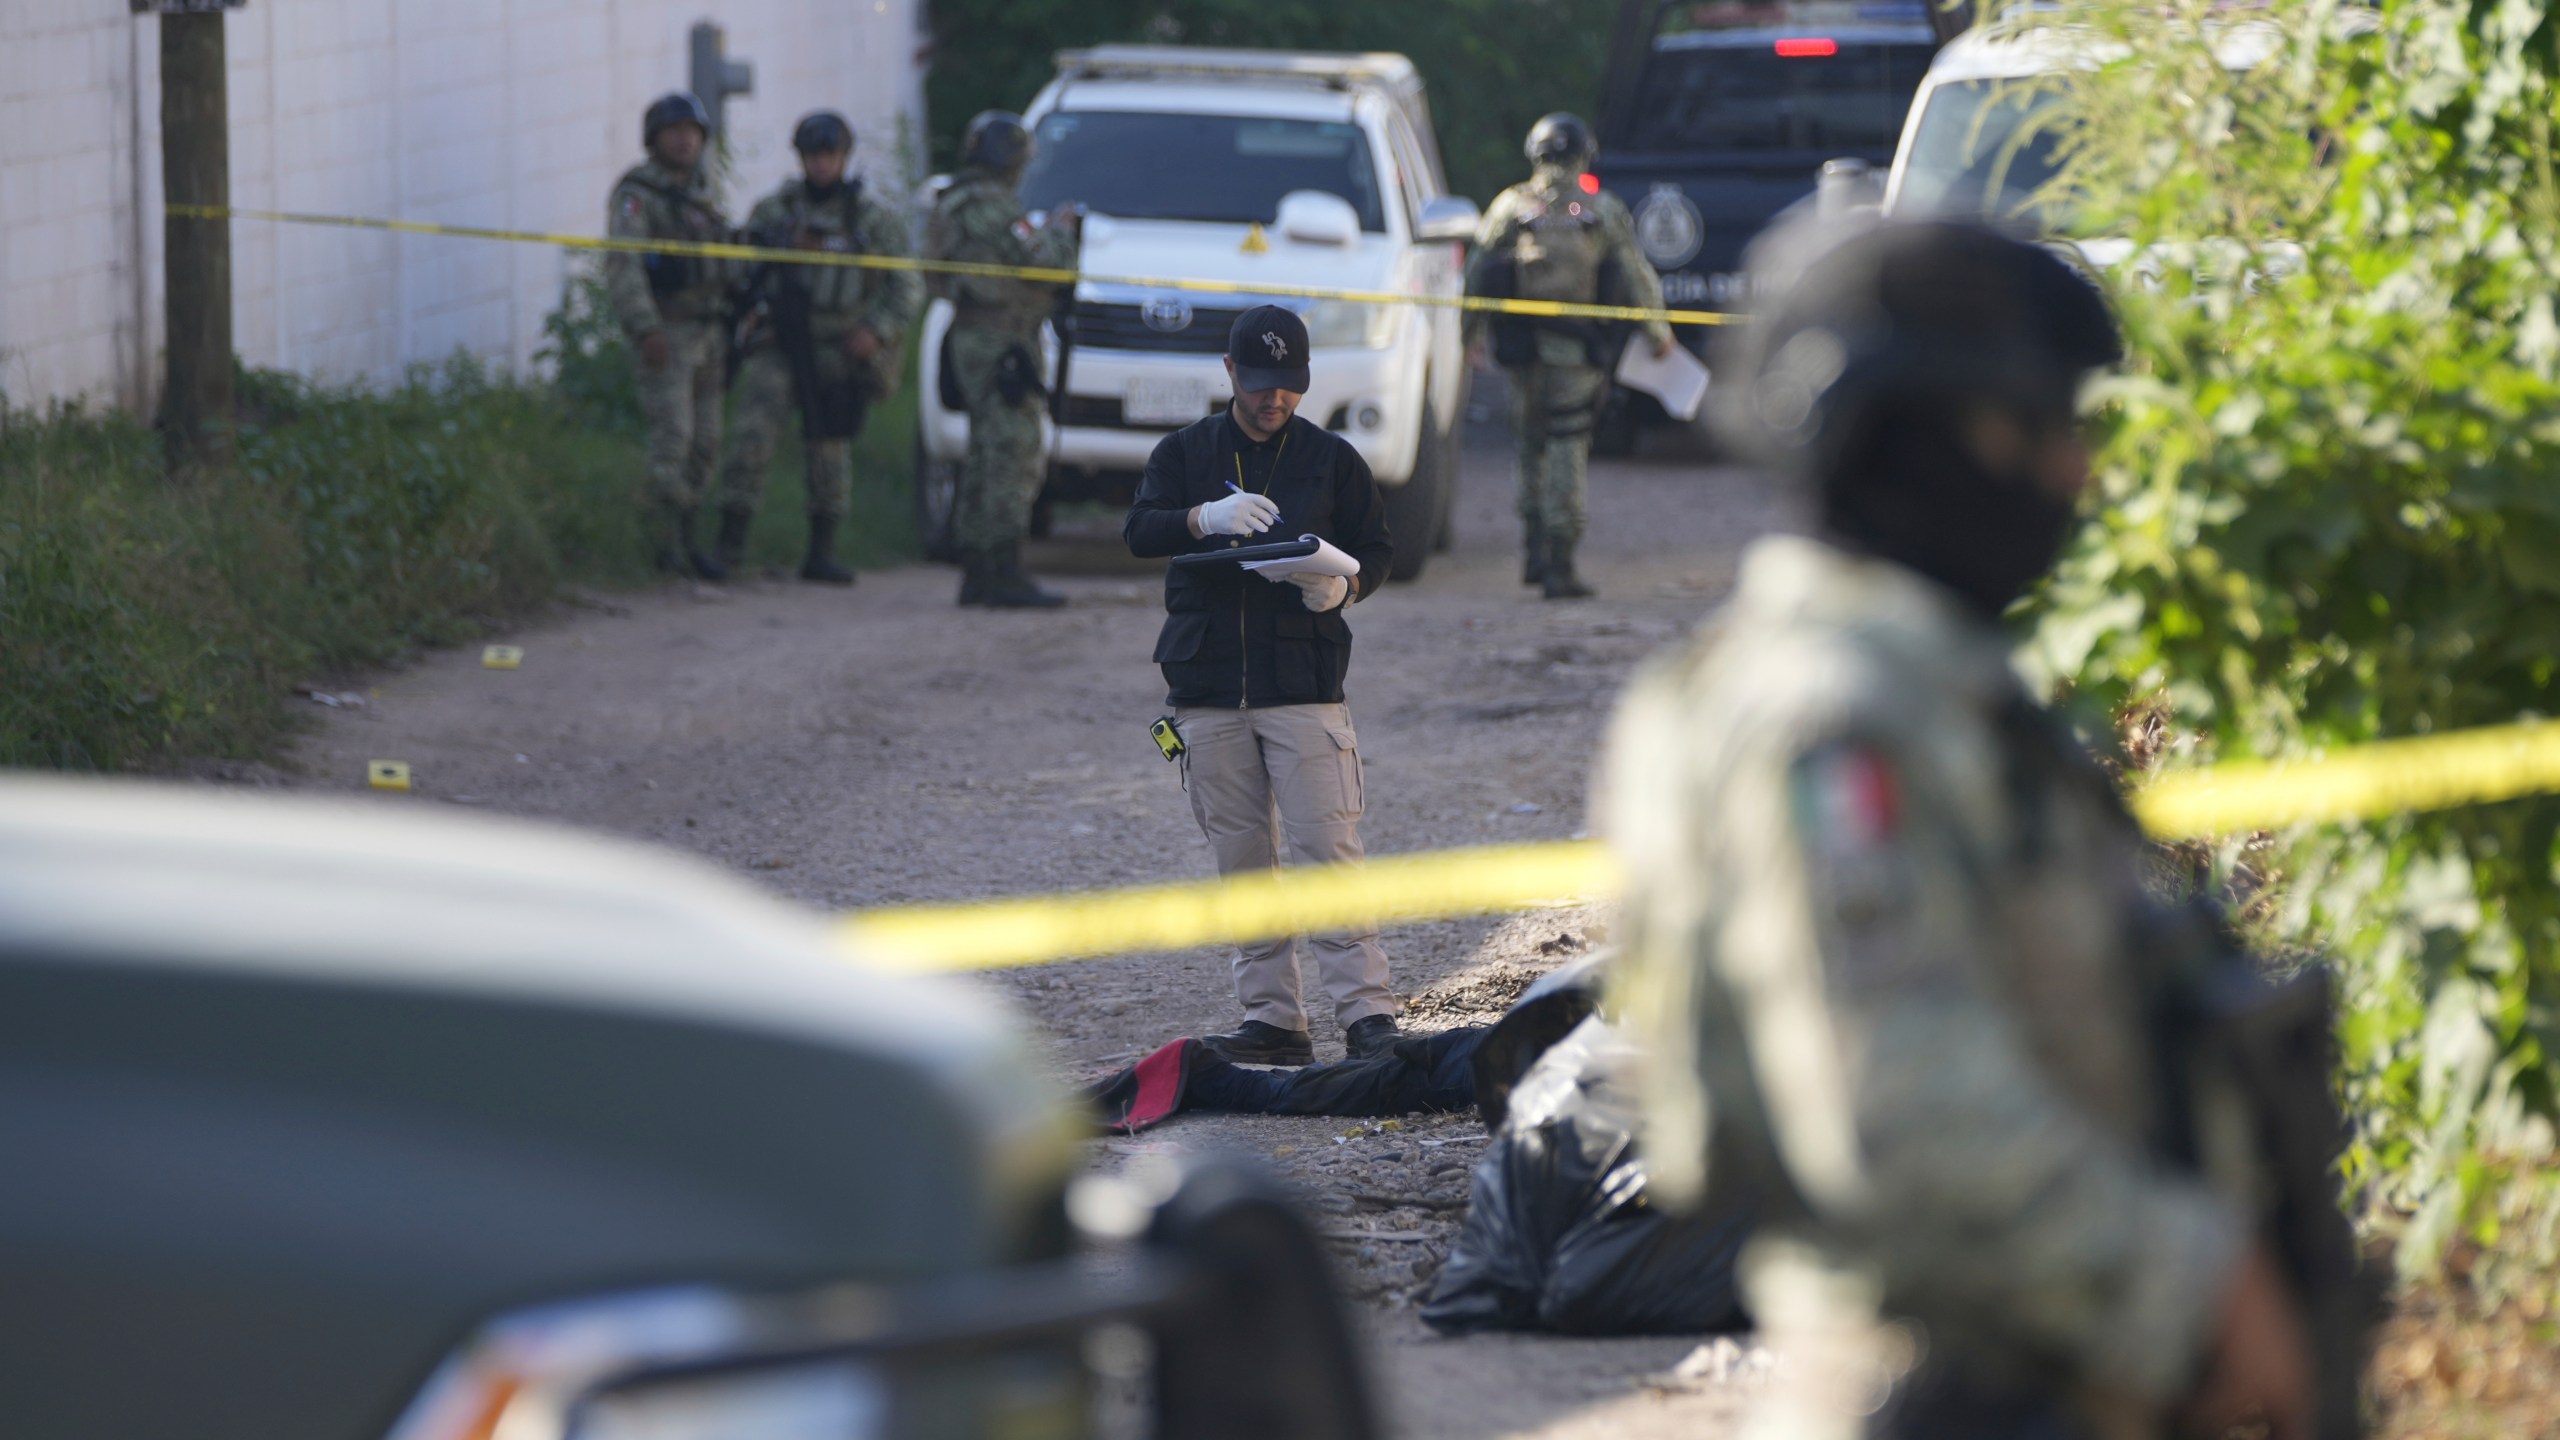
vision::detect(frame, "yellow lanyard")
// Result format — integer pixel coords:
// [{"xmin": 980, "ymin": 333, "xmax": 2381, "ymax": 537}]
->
[{"xmin": 1233, "ymin": 427, "xmax": 1290, "ymax": 496}]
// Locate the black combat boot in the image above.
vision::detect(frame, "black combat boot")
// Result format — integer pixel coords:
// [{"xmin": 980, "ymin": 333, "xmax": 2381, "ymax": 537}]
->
[
  {"xmin": 1201, "ymin": 1020, "xmax": 1314, "ymax": 1067},
  {"xmin": 956, "ymin": 548, "xmax": 991, "ymax": 606},
  {"xmin": 980, "ymin": 541, "xmax": 1067, "ymax": 609},
  {"xmin": 1344, "ymin": 1014, "xmax": 1402, "ymax": 1060},
  {"xmin": 680, "ymin": 507, "xmax": 727, "ymax": 582},
  {"xmin": 1521, "ymin": 515, "xmax": 1546, "ymax": 586},
  {"xmin": 715, "ymin": 507, "xmax": 755, "ymax": 575},
  {"xmin": 652, "ymin": 505, "xmax": 689, "ymax": 575},
  {"xmin": 800, "ymin": 514, "xmax": 855, "ymax": 585},
  {"xmin": 1541, "ymin": 535, "xmax": 1593, "ymax": 600}
]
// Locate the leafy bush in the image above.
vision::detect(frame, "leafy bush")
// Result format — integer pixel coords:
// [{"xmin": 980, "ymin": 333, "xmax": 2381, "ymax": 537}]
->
[
  {"xmin": 2003, "ymin": 0, "xmax": 2560, "ymax": 1287},
  {"xmin": 0, "ymin": 355, "xmax": 646, "ymax": 769},
  {"xmin": 3, "ymin": 274, "xmax": 928, "ymax": 773}
]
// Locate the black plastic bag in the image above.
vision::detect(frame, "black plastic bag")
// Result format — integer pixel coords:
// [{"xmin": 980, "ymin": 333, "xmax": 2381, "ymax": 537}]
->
[{"xmin": 1424, "ymin": 1015, "xmax": 1754, "ymax": 1337}]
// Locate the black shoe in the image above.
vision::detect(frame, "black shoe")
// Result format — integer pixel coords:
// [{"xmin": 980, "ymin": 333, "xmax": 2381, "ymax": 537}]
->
[
  {"xmin": 1200, "ymin": 1020, "xmax": 1314, "ymax": 1067},
  {"xmin": 981, "ymin": 542, "xmax": 1067, "ymax": 609},
  {"xmin": 652, "ymin": 504, "xmax": 689, "ymax": 574},
  {"xmin": 1521, "ymin": 517, "xmax": 1546, "ymax": 586},
  {"xmin": 1344, "ymin": 1015, "xmax": 1401, "ymax": 1059},
  {"xmin": 956, "ymin": 551, "xmax": 990, "ymax": 606},
  {"xmin": 1540, "ymin": 538, "xmax": 1592, "ymax": 600},
  {"xmin": 800, "ymin": 513, "xmax": 854, "ymax": 584},
  {"xmin": 715, "ymin": 507, "xmax": 755, "ymax": 574},
  {"xmin": 679, "ymin": 507, "xmax": 728, "ymax": 582}
]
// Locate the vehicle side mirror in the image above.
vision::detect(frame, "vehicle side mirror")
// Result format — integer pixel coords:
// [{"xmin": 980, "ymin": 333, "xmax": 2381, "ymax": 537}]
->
[
  {"xmin": 1275, "ymin": 190, "xmax": 1362, "ymax": 247},
  {"xmin": 1416, "ymin": 195, "xmax": 1481, "ymax": 243}
]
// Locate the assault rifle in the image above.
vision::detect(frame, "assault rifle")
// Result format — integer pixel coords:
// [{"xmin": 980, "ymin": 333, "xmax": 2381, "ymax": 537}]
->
[
  {"xmin": 736, "ymin": 194, "xmax": 868, "ymax": 441},
  {"xmin": 2146, "ymin": 904, "xmax": 2381, "ymax": 1440}
]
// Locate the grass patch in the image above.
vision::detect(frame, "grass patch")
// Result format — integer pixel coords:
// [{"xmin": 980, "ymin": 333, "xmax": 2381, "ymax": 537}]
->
[{"xmin": 1, "ymin": 282, "xmax": 921, "ymax": 771}]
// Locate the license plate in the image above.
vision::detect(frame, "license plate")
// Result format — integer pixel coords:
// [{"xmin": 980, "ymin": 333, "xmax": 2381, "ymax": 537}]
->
[{"xmin": 1124, "ymin": 377, "xmax": 1211, "ymax": 427}]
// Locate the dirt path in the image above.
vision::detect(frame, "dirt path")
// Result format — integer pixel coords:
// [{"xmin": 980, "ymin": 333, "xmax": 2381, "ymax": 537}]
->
[{"xmin": 277, "ymin": 399, "xmax": 1794, "ymax": 1437}]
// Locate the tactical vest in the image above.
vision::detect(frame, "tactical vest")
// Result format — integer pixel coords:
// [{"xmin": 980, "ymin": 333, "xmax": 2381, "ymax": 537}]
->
[
  {"xmin": 1511, "ymin": 178, "xmax": 1608, "ymax": 306},
  {"xmin": 1470, "ymin": 176, "xmax": 1628, "ymax": 369}
]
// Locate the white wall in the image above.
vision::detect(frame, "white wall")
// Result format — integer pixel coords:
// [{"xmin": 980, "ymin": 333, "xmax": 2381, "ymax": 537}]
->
[{"xmin": 0, "ymin": 0, "xmax": 926, "ymax": 413}]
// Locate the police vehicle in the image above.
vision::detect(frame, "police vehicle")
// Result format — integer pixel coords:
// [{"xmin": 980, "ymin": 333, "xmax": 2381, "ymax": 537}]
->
[
  {"xmin": 915, "ymin": 47, "xmax": 1480, "ymax": 582},
  {"xmin": 1590, "ymin": 0, "xmax": 1940, "ymax": 444},
  {"xmin": 0, "ymin": 778, "xmax": 1376, "ymax": 1440}
]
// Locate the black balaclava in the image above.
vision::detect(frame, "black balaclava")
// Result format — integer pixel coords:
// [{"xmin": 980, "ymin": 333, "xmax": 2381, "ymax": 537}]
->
[
  {"xmin": 1716, "ymin": 219, "xmax": 2121, "ymax": 619},
  {"xmin": 1822, "ymin": 396, "xmax": 2079, "ymax": 618}
]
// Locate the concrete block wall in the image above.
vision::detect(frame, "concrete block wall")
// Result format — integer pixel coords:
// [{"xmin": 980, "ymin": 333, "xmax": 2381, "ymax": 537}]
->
[{"xmin": 0, "ymin": 0, "xmax": 926, "ymax": 413}]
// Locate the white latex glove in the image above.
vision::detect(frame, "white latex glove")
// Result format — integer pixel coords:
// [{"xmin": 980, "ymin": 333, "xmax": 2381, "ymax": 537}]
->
[
  {"xmin": 1196, "ymin": 490, "xmax": 1281, "ymax": 536},
  {"xmin": 1288, "ymin": 572, "xmax": 1350, "ymax": 612}
]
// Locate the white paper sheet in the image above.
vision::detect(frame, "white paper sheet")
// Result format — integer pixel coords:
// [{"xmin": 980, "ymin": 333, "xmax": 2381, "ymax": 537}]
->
[
  {"xmin": 1615, "ymin": 339, "xmax": 1712, "ymax": 422},
  {"xmin": 1241, "ymin": 535, "xmax": 1362, "ymax": 580}
]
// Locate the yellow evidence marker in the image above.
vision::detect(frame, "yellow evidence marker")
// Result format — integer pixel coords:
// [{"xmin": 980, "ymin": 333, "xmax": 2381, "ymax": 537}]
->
[
  {"xmin": 482, "ymin": 645, "xmax": 523, "ymax": 669},
  {"xmin": 368, "ymin": 760, "xmax": 412, "ymax": 792}
]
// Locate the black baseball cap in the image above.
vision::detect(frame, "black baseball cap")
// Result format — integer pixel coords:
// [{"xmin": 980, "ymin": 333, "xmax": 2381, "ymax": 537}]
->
[{"xmin": 1227, "ymin": 304, "xmax": 1311, "ymax": 393}]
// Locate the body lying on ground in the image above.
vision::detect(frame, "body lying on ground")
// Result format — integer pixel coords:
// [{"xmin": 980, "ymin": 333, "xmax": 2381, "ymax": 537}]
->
[{"xmin": 1083, "ymin": 959, "xmax": 1758, "ymax": 1337}]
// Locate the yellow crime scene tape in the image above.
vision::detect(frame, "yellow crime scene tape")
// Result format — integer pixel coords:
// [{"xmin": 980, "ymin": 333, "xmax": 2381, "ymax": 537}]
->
[
  {"xmin": 166, "ymin": 210, "xmax": 2560, "ymax": 971},
  {"xmin": 166, "ymin": 201, "xmax": 1739, "ymax": 329},
  {"xmin": 840, "ymin": 717, "xmax": 2560, "ymax": 973}
]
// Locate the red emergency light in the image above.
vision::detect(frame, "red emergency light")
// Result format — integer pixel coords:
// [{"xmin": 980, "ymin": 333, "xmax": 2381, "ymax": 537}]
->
[
  {"xmin": 1774, "ymin": 37, "xmax": 1839, "ymax": 57},
  {"xmin": 1578, "ymin": 172, "xmax": 1601, "ymax": 194}
]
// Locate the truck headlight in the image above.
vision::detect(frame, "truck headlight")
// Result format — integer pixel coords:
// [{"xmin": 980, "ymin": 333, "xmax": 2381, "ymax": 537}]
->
[
  {"xmin": 386, "ymin": 1282, "xmax": 1093, "ymax": 1440},
  {"xmin": 1301, "ymin": 299, "xmax": 1395, "ymax": 350},
  {"xmin": 384, "ymin": 1158, "xmax": 1377, "ymax": 1440}
]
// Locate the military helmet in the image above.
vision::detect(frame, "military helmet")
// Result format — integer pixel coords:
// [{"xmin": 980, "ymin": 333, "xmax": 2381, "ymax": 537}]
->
[
  {"xmin": 643, "ymin": 92, "xmax": 713, "ymax": 148},
  {"xmin": 1525, "ymin": 112, "xmax": 1597, "ymax": 168},
  {"xmin": 961, "ymin": 110, "xmax": 1033, "ymax": 172},
  {"xmin": 792, "ymin": 110, "xmax": 855, "ymax": 156},
  {"xmin": 1711, "ymin": 217, "xmax": 2119, "ymax": 481}
]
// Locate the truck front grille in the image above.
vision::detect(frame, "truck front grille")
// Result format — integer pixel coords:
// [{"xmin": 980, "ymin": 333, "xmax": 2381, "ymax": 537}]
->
[{"xmin": 1071, "ymin": 301, "xmax": 1248, "ymax": 354}]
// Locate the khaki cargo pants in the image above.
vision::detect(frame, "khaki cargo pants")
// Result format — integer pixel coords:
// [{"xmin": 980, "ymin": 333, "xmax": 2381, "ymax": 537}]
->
[{"xmin": 1175, "ymin": 703, "xmax": 1397, "ymax": 1032}]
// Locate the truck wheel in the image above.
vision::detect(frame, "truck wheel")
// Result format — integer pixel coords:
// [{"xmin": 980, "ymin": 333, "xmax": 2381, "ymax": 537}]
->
[
  {"xmin": 1430, "ymin": 406, "xmax": 1460, "ymax": 554},
  {"xmin": 1381, "ymin": 401, "xmax": 1446, "ymax": 582},
  {"xmin": 913, "ymin": 427, "xmax": 960, "ymax": 563}
]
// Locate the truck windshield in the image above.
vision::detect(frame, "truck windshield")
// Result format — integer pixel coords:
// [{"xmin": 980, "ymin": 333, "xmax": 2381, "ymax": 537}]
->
[
  {"xmin": 1896, "ymin": 80, "xmax": 2071, "ymax": 222},
  {"xmin": 1626, "ymin": 33, "xmax": 1934, "ymax": 153},
  {"xmin": 1021, "ymin": 112, "xmax": 1386, "ymax": 232}
]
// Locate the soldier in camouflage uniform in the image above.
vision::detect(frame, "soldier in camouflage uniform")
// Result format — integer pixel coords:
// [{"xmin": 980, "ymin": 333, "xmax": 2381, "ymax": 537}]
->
[
  {"xmin": 605, "ymin": 92, "xmax": 737, "ymax": 580},
  {"xmin": 717, "ymin": 111, "xmax": 924, "ymax": 584},
  {"xmin": 924, "ymin": 110, "xmax": 1081, "ymax": 608},
  {"xmin": 1602, "ymin": 220, "xmax": 2328, "ymax": 1439},
  {"xmin": 1465, "ymin": 113, "xmax": 1673, "ymax": 600}
]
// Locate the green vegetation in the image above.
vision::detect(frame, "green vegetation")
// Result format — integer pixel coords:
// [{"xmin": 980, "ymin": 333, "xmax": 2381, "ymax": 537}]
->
[
  {"xmin": 922, "ymin": 0, "xmax": 1618, "ymax": 204},
  {"xmin": 2008, "ymin": 0, "xmax": 2560, "ymax": 1289},
  {"xmin": 0, "ymin": 272, "xmax": 918, "ymax": 772}
]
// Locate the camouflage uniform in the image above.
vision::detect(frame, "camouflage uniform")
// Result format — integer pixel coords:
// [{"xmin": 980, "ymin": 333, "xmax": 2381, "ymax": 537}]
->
[
  {"xmin": 924, "ymin": 167, "xmax": 1079, "ymax": 560},
  {"xmin": 1602, "ymin": 534, "xmax": 2245, "ymax": 1438},
  {"xmin": 603, "ymin": 160, "xmax": 734, "ymax": 515},
  {"xmin": 720, "ymin": 178, "xmax": 923, "ymax": 520},
  {"xmin": 1467, "ymin": 163, "xmax": 1671, "ymax": 555}
]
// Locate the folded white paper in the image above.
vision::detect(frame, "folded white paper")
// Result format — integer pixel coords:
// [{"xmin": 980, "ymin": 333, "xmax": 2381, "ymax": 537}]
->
[
  {"xmin": 1242, "ymin": 535, "xmax": 1362, "ymax": 580},
  {"xmin": 1615, "ymin": 339, "xmax": 1712, "ymax": 422}
]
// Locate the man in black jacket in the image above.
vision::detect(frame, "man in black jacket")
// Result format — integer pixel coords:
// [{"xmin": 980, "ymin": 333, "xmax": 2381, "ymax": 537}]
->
[{"xmin": 1123, "ymin": 306, "xmax": 1400, "ymax": 1065}]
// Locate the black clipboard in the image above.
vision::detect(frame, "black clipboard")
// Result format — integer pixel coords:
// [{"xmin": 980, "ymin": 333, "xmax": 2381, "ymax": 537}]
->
[{"xmin": 1168, "ymin": 536, "xmax": 1320, "ymax": 568}]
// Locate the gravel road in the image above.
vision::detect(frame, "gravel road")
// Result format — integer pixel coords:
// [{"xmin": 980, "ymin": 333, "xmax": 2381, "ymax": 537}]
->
[{"xmin": 276, "ymin": 394, "xmax": 1795, "ymax": 1437}]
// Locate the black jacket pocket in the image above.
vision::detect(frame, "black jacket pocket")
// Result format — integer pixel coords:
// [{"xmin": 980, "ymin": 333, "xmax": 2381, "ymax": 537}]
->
[
  {"xmin": 1153, "ymin": 611, "xmax": 1213, "ymax": 664},
  {"xmin": 1272, "ymin": 609, "xmax": 1322, "ymax": 701}
]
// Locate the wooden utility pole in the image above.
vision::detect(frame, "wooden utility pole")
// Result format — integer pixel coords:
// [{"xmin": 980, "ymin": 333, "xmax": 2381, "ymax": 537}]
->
[{"xmin": 140, "ymin": 0, "xmax": 246, "ymax": 473}]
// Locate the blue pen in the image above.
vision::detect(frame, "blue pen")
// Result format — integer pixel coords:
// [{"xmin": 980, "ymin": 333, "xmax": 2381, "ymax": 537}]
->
[{"xmin": 1225, "ymin": 479, "xmax": 1279, "ymax": 530}]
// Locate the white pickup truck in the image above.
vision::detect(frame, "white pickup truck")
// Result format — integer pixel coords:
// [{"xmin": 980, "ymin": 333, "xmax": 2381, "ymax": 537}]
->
[{"xmin": 915, "ymin": 46, "xmax": 1482, "ymax": 581}]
